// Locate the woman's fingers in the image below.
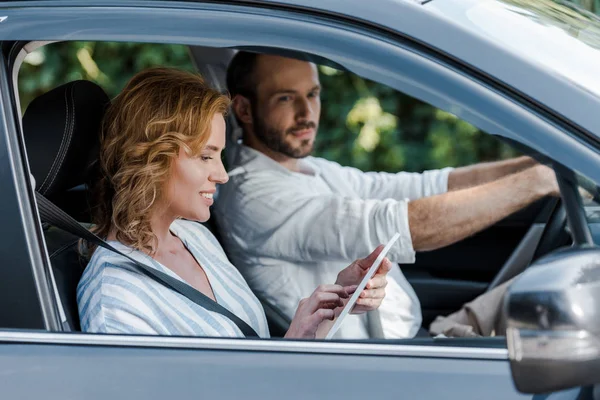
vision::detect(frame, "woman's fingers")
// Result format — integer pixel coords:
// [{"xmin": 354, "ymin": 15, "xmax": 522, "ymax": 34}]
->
[
  {"xmin": 315, "ymin": 284, "xmax": 350, "ymax": 297},
  {"xmin": 355, "ymin": 297, "xmax": 380, "ymax": 308},
  {"xmin": 351, "ymin": 271, "xmax": 389, "ymax": 314},
  {"xmin": 306, "ymin": 291, "xmax": 342, "ymax": 331},
  {"xmin": 336, "ymin": 246, "xmax": 393, "ymax": 288},
  {"xmin": 360, "ymin": 287, "xmax": 386, "ymax": 300},
  {"xmin": 287, "ymin": 276, "xmax": 389, "ymax": 338},
  {"xmin": 306, "ymin": 284, "xmax": 348, "ymax": 312},
  {"xmin": 313, "ymin": 293, "xmax": 344, "ymax": 309},
  {"xmin": 317, "ymin": 284, "xmax": 350, "ymax": 299},
  {"xmin": 308, "ymin": 284, "xmax": 359, "ymax": 324},
  {"xmin": 366, "ymin": 274, "xmax": 388, "ymax": 289},
  {"xmin": 345, "ymin": 285, "xmax": 358, "ymax": 295},
  {"xmin": 355, "ymin": 245, "xmax": 385, "ymax": 271},
  {"xmin": 376, "ymin": 258, "xmax": 393, "ymax": 275},
  {"xmin": 305, "ymin": 308, "xmax": 336, "ymax": 331},
  {"xmin": 354, "ymin": 286, "xmax": 385, "ymax": 311}
]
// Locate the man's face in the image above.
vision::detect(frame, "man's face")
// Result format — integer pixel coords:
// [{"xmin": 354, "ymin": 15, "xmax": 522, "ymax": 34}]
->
[{"xmin": 249, "ymin": 55, "xmax": 321, "ymax": 159}]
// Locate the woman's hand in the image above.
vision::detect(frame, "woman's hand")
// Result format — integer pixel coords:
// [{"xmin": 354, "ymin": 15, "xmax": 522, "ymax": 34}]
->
[
  {"xmin": 284, "ymin": 246, "xmax": 392, "ymax": 339},
  {"xmin": 284, "ymin": 284, "xmax": 354, "ymax": 339},
  {"xmin": 335, "ymin": 245, "xmax": 392, "ymax": 314}
]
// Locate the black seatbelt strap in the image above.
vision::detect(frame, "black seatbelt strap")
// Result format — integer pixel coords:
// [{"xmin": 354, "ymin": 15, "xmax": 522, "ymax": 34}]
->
[{"xmin": 36, "ymin": 192, "xmax": 259, "ymax": 338}]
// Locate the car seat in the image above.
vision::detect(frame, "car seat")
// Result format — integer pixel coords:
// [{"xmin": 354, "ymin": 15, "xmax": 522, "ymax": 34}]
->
[{"xmin": 23, "ymin": 80, "xmax": 110, "ymax": 331}]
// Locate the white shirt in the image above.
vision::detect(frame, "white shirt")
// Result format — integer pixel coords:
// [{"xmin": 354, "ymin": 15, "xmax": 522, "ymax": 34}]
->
[
  {"xmin": 77, "ymin": 219, "xmax": 270, "ymax": 338},
  {"xmin": 214, "ymin": 145, "xmax": 452, "ymax": 339}
]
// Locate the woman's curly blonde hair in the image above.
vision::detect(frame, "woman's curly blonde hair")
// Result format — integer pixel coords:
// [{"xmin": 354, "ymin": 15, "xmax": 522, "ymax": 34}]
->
[{"xmin": 91, "ymin": 67, "xmax": 230, "ymax": 254}]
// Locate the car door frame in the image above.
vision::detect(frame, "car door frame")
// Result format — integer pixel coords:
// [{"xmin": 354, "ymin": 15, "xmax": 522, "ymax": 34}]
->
[
  {"xmin": 1, "ymin": 1, "xmax": 600, "ymax": 398},
  {"xmin": 0, "ymin": 40, "xmax": 61, "ymax": 331}
]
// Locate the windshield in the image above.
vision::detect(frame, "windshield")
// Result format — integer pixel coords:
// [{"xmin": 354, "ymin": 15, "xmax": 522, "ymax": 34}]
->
[
  {"xmin": 579, "ymin": 173, "xmax": 600, "ymax": 216},
  {"xmin": 431, "ymin": 0, "xmax": 600, "ymax": 97}
]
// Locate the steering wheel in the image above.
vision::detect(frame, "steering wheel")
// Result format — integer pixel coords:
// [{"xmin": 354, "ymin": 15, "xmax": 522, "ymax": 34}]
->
[
  {"xmin": 486, "ymin": 162, "xmax": 600, "ymax": 291},
  {"xmin": 531, "ymin": 198, "xmax": 570, "ymax": 260},
  {"xmin": 485, "ymin": 197, "xmax": 569, "ymax": 292},
  {"xmin": 530, "ymin": 169, "xmax": 597, "ymax": 260}
]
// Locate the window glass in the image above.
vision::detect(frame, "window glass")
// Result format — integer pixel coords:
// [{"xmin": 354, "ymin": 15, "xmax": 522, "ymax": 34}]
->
[
  {"xmin": 578, "ymin": 173, "xmax": 600, "ymax": 227},
  {"xmin": 19, "ymin": 43, "xmax": 520, "ymax": 175},
  {"xmin": 19, "ymin": 42, "xmax": 195, "ymax": 114},
  {"xmin": 316, "ymin": 66, "xmax": 519, "ymax": 173}
]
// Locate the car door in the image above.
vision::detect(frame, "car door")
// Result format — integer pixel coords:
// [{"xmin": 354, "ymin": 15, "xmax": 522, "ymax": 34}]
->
[{"xmin": 1, "ymin": 1, "xmax": 598, "ymax": 399}]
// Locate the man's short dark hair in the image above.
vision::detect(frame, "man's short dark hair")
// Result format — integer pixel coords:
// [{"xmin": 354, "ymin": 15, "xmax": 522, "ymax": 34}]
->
[{"xmin": 226, "ymin": 51, "xmax": 260, "ymax": 100}]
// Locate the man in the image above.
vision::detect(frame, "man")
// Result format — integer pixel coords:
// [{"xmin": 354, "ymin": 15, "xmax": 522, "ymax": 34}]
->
[{"xmin": 213, "ymin": 51, "xmax": 559, "ymax": 339}]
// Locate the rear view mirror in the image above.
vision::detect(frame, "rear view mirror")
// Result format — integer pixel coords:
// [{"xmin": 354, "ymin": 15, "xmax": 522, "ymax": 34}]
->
[{"xmin": 505, "ymin": 247, "xmax": 600, "ymax": 393}]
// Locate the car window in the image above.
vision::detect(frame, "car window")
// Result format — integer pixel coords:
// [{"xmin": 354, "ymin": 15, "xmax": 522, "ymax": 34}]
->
[
  {"xmin": 17, "ymin": 40, "xmax": 558, "ymax": 346},
  {"xmin": 20, "ymin": 44, "xmax": 520, "ymax": 175}
]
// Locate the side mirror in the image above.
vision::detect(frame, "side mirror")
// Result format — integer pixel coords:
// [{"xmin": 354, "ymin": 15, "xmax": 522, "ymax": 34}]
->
[{"xmin": 505, "ymin": 247, "xmax": 600, "ymax": 393}]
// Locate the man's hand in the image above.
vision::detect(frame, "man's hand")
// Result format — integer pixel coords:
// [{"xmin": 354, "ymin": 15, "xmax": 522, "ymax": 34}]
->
[
  {"xmin": 534, "ymin": 165, "xmax": 560, "ymax": 197},
  {"xmin": 335, "ymin": 245, "xmax": 392, "ymax": 314}
]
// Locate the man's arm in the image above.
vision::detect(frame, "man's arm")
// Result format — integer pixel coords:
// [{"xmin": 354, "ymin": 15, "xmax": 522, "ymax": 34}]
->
[
  {"xmin": 409, "ymin": 164, "xmax": 558, "ymax": 251},
  {"xmin": 218, "ymin": 165, "xmax": 556, "ymax": 265},
  {"xmin": 447, "ymin": 156, "xmax": 537, "ymax": 191}
]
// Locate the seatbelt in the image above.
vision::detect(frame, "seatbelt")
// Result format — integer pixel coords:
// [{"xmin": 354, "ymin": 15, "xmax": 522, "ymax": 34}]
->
[{"xmin": 35, "ymin": 192, "xmax": 259, "ymax": 338}]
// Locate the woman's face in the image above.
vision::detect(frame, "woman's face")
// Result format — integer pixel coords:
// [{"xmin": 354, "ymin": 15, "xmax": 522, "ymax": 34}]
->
[{"xmin": 164, "ymin": 113, "xmax": 228, "ymax": 223}]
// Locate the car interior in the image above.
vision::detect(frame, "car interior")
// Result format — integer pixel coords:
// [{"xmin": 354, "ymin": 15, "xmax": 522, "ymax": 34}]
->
[{"xmin": 15, "ymin": 40, "xmax": 592, "ymax": 342}]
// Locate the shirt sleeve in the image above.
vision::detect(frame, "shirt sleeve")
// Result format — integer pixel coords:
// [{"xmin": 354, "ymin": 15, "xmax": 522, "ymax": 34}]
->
[
  {"xmin": 312, "ymin": 158, "xmax": 453, "ymax": 201},
  {"xmin": 218, "ymin": 174, "xmax": 416, "ymax": 265}
]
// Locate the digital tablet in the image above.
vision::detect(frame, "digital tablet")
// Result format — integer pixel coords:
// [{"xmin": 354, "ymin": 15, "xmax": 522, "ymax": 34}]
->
[{"xmin": 325, "ymin": 232, "xmax": 401, "ymax": 339}]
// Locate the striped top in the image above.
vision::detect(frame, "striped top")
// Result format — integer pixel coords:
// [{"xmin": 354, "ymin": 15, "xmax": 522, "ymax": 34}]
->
[{"xmin": 77, "ymin": 219, "xmax": 270, "ymax": 338}]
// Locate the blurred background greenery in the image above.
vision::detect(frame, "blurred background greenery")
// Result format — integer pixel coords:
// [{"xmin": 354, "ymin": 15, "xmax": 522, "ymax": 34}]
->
[{"xmin": 18, "ymin": 0, "xmax": 599, "ymax": 173}]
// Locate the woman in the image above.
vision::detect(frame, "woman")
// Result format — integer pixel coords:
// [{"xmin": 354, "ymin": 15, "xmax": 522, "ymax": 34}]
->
[{"xmin": 77, "ymin": 67, "xmax": 391, "ymax": 338}]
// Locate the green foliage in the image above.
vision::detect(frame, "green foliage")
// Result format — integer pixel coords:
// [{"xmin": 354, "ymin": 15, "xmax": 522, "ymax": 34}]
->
[
  {"xmin": 19, "ymin": 42, "xmax": 195, "ymax": 112},
  {"xmin": 316, "ymin": 68, "xmax": 519, "ymax": 172}
]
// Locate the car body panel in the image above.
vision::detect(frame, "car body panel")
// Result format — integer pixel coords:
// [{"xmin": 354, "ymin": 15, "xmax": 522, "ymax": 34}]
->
[
  {"xmin": 0, "ymin": 1, "xmax": 598, "ymax": 398},
  {"xmin": 0, "ymin": 331, "xmax": 528, "ymax": 400}
]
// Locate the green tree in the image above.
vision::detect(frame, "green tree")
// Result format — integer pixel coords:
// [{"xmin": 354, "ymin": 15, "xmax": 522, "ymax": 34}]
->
[{"xmin": 19, "ymin": 42, "xmax": 195, "ymax": 111}]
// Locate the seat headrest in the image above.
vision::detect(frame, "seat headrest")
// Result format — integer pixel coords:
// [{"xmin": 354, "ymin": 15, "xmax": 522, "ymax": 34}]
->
[{"xmin": 23, "ymin": 80, "xmax": 110, "ymax": 198}]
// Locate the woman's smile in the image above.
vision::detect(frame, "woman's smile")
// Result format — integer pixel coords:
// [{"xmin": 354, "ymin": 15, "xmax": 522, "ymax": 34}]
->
[{"xmin": 200, "ymin": 191, "xmax": 215, "ymax": 206}]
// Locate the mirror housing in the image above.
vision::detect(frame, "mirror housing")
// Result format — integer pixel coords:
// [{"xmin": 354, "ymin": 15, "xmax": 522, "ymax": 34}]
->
[{"xmin": 505, "ymin": 246, "xmax": 600, "ymax": 393}]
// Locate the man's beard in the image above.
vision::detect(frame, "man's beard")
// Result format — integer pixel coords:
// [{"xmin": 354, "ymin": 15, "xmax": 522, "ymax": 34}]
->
[{"xmin": 252, "ymin": 109, "xmax": 316, "ymax": 159}]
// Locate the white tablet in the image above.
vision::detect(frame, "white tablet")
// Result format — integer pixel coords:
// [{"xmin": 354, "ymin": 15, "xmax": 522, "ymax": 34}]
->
[{"xmin": 325, "ymin": 232, "xmax": 401, "ymax": 340}]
